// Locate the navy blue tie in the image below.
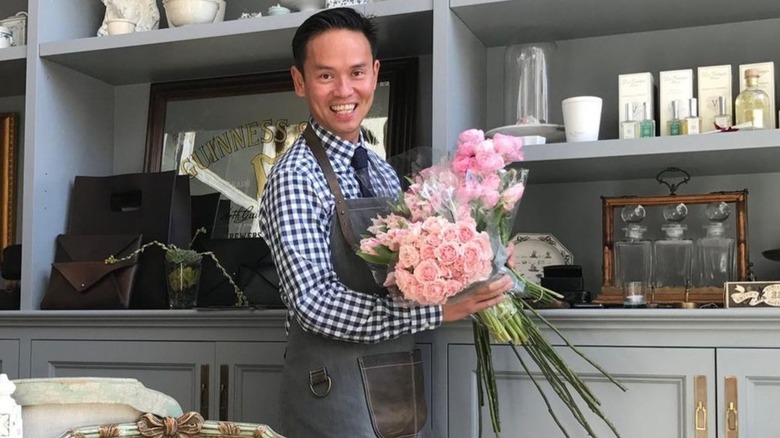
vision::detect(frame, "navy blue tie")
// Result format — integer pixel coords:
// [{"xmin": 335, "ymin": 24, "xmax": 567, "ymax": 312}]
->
[{"xmin": 351, "ymin": 146, "xmax": 374, "ymax": 197}]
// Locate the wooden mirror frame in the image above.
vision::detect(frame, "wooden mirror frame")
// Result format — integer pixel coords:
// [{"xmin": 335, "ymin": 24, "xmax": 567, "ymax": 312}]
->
[
  {"xmin": 144, "ymin": 57, "xmax": 419, "ymax": 173},
  {"xmin": 0, "ymin": 112, "xmax": 17, "ymax": 262},
  {"xmin": 598, "ymin": 190, "xmax": 748, "ymax": 306}
]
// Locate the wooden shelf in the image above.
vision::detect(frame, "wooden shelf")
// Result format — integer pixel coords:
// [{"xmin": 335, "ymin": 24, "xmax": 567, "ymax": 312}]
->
[
  {"xmin": 451, "ymin": 0, "xmax": 780, "ymax": 47},
  {"xmin": 519, "ymin": 130, "xmax": 780, "ymax": 183},
  {"xmin": 39, "ymin": 0, "xmax": 433, "ymax": 85}
]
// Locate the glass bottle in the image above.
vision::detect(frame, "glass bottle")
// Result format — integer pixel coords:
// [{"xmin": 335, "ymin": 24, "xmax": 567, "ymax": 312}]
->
[
  {"xmin": 695, "ymin": 202, "xmax": 736, "ymax": 288},
  {"xmin": 682, "ymin": 97, "xmax": 701, "ymax": 135},
  {"xmin": 713, "ymin": 96, "xmax": 732, "ymax": 130},
  {"xmin": 667, "ymin": 100, "xmax": 682, "ymax": 136},
  {"xmin": 735, "ymin": 68, "xmax": 771, "ymax": 129},
  {"xmin": 653, "ymin": 203, "xmax": 694, "ymax": 292},
  {"xmin": 619, "ymin": 103, "xmax": 639, "ymax": 139},
  {"xmin": 614, "ymin": 205, "xmax": 652, "ymax": 308},
  {"xmin": 639, "ymin": 102, "xmax": 656, "ymax": 138}
]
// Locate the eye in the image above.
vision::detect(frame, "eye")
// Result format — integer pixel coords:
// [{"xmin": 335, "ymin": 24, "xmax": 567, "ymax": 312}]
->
[
  {"xmin": 319, "ymin": 72, "xmax": 333, "ymax": 80},
  {"xmin": 352, "ymin": 70, "xmax": 365, "ymax": 78}
]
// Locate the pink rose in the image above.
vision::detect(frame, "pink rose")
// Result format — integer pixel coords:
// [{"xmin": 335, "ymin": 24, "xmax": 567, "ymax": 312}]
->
[
  {"xmin": 414, "ymin": 259, "xmax": 441, "ymax": 283},
  {"xmin": 461, "ymin": 241, "xmax": 482, "ymax": 268},
  {"xmin": 434, "ymin": 241, "xmax": 461, "ymax": 265},
  {"xmin": 440, "ymin": 225, "xmax": 458, "ymax": 243},
  {"xmin": 398, "ymin": 245, "xmax": 420, "ymax": 269},
  {"xmin": 455, "ymin": 222, "xmax": 477, "ymax": 244},
  {"xmin": 418, "ymin": 243, "xmax": 435, "ymax": 260}
]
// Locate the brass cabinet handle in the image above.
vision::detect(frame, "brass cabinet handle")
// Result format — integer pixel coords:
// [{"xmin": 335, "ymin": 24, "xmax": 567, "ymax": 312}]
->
[
  {"xmin": 219, "ymin": 364, "xmax": 229, "ymax": 421},
  {"xmin": 724, "ymin": 375, "xmax": 739, "ymax": 438},
  {"xmin": 694, "ymin": 375, "xmax": 708, "ymax": 438},
  {"xmin": 726, "ymin": 402, "xmax": 739, "ymax": 432},
  {"xmin": 200, "ymin": 364, "xmax": 209, "ymax": 419},
  {"xmin": 695, "ymin": 401, "xmax": 707, "ymax": 431}
]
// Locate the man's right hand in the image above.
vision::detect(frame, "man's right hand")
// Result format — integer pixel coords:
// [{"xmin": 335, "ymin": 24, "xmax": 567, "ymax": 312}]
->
[{"xmin": 442, "ymin": 275, "xmax": 513, "ymax": 322}]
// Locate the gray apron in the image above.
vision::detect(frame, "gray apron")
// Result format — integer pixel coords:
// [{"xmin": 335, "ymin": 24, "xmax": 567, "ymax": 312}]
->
[{"xmin": 278, "ymin": 127, "xmax": 427, "ymax": 438}]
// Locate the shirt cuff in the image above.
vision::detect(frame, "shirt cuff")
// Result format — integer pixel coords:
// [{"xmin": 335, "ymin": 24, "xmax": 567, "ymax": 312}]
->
[{"xmin": 413, "ymin": 305, "xmax": 443, "ymax": 332}]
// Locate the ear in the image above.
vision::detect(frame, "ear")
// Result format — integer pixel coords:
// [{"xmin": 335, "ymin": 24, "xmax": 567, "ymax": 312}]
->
[
  {"xmin": 291, "ymin": 66, "xmax": 306, "ymax": 97},
  {"xmin": 372, "ymin": 59, "xmax": 380, "ymax": 90}
]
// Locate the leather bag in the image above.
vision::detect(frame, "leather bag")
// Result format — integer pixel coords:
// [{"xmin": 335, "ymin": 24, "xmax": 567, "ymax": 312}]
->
[
  {"xmin": 41, "ymin": 234, "xmax": 143, "ymax": 310},
  {"xmin": 193, "ymin": 237, "xmax": 283, "ymax": 308},
  {"xmin": 67, "ymin": 171, "xmax": 191, "ymax": 309}
]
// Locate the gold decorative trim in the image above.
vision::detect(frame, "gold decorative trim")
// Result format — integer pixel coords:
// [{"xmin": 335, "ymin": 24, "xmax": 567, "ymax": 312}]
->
[
  {"xmin": 137, "ymin": 412, "xmax": 204, "ymax": 438},
  {"xmin": 0, "ymin": 113, "xmax": 17, "ymax": 263},
  {"xmin": 99, "ymin": 424, "xmax": 120, "ymax": 437}
]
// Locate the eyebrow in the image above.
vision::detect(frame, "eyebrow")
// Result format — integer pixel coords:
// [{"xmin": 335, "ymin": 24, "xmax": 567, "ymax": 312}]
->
[{"xmin": 311, "ymin": 62, "xmax": 369, "ymax": 71}]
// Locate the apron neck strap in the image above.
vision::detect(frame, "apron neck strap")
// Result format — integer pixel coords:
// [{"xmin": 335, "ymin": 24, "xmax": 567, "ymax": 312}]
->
[{"xmin": 303, "ymin": 124, "xmax": 358, "ymax": 249}]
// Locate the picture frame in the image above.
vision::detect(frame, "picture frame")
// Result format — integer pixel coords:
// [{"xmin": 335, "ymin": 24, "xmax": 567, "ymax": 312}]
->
[
  {"xmin": 597, "ymin": 190, "xmax": 749, "ymax": 306},
  {"xmin": 143, "ymin": 58, "xmax": 418, "ymax": 238},
  {"xmin": 0, "ymin": 112, "xmax": 18, "ymax": 262}
]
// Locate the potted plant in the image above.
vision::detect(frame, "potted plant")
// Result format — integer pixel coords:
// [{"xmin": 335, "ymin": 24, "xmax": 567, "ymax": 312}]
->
[{"xmin": 106, "ymin": 228, "xmax": 249, "ymax": 309}]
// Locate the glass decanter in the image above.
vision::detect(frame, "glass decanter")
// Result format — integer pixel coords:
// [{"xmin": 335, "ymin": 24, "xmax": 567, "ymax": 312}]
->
[
  {"xmin": 653, "ymin": 203, "xmax": 693, "ymax": 291},
  {"xmin": 695, "ymin": 202, "xmax": 736, "ymax": 288},
  {"xmin": 614, "ymin": 205, "xmax": 652, "ymax": 308}
]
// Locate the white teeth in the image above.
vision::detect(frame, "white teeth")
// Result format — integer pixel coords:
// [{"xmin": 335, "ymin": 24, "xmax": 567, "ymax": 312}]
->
[{"xmin": 331, "ymin": 104, "xmax": 356, "ymax": 114}]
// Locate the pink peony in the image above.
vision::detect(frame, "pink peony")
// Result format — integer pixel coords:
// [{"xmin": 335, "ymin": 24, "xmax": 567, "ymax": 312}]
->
[
  {"xmin": 481, "ymin": 173, "xmax": 501, "ymax": 191},
  {"xmin": 492, "ymin": 133, "xmax": 524, "ymax": 162},
  {"xmin": 473, "ymin": 139, "xmax": 496, "ymax": 155},
  {"xmin": 473, "ymin": 151, "xmax": 505, "ymax": 174},
  {"xmin": 480, "ymin": 189, "xmax": 501, "ymax": 209},
  {"xmin": 501, "ymin": 184, "xmax": 526, "ymax": 211},
  {"xmin": 452, "ymin": 154, "xmax": 473, "ymax": 173},
  {"xmin": 458, "ymin": 129, "xmax": 485, "ymax": 147}
]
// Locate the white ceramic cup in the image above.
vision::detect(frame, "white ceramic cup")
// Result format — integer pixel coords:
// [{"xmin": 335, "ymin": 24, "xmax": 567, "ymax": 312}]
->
[
  {"xmin": 562, "ymin": 96, "xmax": 603, "ymax": 142},
  {"xmin": 106, "ymin": 18, "xmax": 136, "ymax": 35}
]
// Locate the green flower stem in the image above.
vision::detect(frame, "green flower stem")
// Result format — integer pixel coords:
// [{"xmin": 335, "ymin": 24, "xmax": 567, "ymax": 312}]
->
[
  {"xmin": 520, "ymin": 300, "xmax": 628, "ymax": 392},
  {"xmin": 510, "ymin": 343, "xmax": 572, "ymax": 438}
]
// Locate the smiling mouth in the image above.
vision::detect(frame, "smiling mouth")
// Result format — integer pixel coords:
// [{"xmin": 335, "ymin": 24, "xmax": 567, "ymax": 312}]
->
[{"xmin": 331, "ymin": 104, "xmax": 356, "ymax": 115}]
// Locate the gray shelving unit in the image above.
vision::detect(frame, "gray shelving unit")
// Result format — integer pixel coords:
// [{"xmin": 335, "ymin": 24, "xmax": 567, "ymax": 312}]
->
[{"xmin": 4, "ymin": 1, "xmax": 780, "ymax": 314}]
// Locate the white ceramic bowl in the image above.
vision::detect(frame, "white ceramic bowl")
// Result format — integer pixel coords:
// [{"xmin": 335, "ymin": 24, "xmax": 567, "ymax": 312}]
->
[
  {"xmin": 163, "ymin": 0, "xmax": 220, "ymax": 27},
  {"xmin": 279, "ymin": 0, "xmax": 326, "ymax": 12}
]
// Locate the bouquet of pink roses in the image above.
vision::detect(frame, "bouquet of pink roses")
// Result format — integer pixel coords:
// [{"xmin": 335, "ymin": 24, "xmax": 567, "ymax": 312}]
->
[{"xmin": 358, "ymin": 130, "xmax": 625, "ymax": 437}]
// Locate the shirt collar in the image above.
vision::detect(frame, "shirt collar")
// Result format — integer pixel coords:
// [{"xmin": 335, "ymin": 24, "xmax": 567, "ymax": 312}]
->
[{"xmin": 308, "ymin": 117, "xmax": 366, "ymax": 172}]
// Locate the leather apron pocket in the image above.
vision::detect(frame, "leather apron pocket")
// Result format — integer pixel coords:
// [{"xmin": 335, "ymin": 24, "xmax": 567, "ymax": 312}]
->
[{"xmin": 358, "ymin": 349, "xmax": 427, "ymax": 438}]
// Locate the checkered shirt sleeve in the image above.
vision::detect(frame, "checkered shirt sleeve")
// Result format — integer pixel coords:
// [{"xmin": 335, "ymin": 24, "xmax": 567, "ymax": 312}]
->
[{"xmin": 258, "ymin": 120, "xmax": 442, "ymax": 343}]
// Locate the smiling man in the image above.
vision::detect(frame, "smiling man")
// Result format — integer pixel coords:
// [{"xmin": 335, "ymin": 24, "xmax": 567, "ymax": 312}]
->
[{"xmin": 257, "ymin": 7, "xmax": 511, "ymax": 437}]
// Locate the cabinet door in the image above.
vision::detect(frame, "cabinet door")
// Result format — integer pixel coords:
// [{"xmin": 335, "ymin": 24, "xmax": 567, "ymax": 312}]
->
[
  {"xmin": 215, "ymin": 342, "xmax": 286, "ymax": 426},
  {"xmin": 0, "ymin": 340, "xmax": 19, "ymax": 378},
  {"xmin": 30, "ymin": 340, "xmax": 214, "ymax": 413},
  {"xmin": 717, "ymin": 348, "xmax": 780, "ymax": 438},
  {"xmin": 449, "ymin": 345, "xmax": 715, "ymax": 438}
]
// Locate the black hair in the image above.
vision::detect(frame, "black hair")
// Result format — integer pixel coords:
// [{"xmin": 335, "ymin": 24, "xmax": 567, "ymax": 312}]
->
[{"xmin": 292, "ymin": 7, "xmax": 378, "ymax": 72}]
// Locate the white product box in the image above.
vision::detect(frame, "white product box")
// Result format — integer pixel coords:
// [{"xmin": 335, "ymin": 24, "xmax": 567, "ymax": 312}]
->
[
  {"xmin": 660, "ymin": 69, "xmax": 694, "ymax": 136},
  {"xmin": 618, "ymin": 72, "xmax": 655, "ymax": 125},
  {"xmin": 697, "ymin": 65, "xmax": 732, "ymax": 132},
  {"xmin": 739, "ymin": 62, "xmax": 776, "ymax": 129}
]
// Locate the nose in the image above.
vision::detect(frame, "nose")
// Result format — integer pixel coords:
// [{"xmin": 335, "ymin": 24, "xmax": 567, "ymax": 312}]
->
[{"xmin": 334, "ymin": 75, "xmax": 353, "ymax": 97}]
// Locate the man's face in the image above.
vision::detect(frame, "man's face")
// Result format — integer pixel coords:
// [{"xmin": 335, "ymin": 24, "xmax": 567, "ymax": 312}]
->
[{"xmin": 291, "ymin": 29, "xmax": 380, "ymax": 144}]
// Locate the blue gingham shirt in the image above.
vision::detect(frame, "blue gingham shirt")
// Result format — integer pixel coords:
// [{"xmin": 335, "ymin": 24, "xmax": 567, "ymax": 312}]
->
[{"xmin": 258, "ymin": 118, "xmax": 442, "ymax": 343}]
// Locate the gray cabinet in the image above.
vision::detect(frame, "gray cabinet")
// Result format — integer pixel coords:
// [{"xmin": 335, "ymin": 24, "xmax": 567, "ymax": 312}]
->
[
  {"xmin": 717, "ymin": 348, "xmax": 780, "ymax": 438},
  {"xmin": 448, "ymin": 344, "xmax": 717, "ymax": 437},
  {"xmin": 215, "ymin": 342, "xmax": 285, "ymax": 427},
  {"xmin": 0, "ymin": 339, "xmax": 19, "ymax": 378},
  {"xmin": 28, "ymin": 339, "xmax": 286, "ymax": 425}
]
